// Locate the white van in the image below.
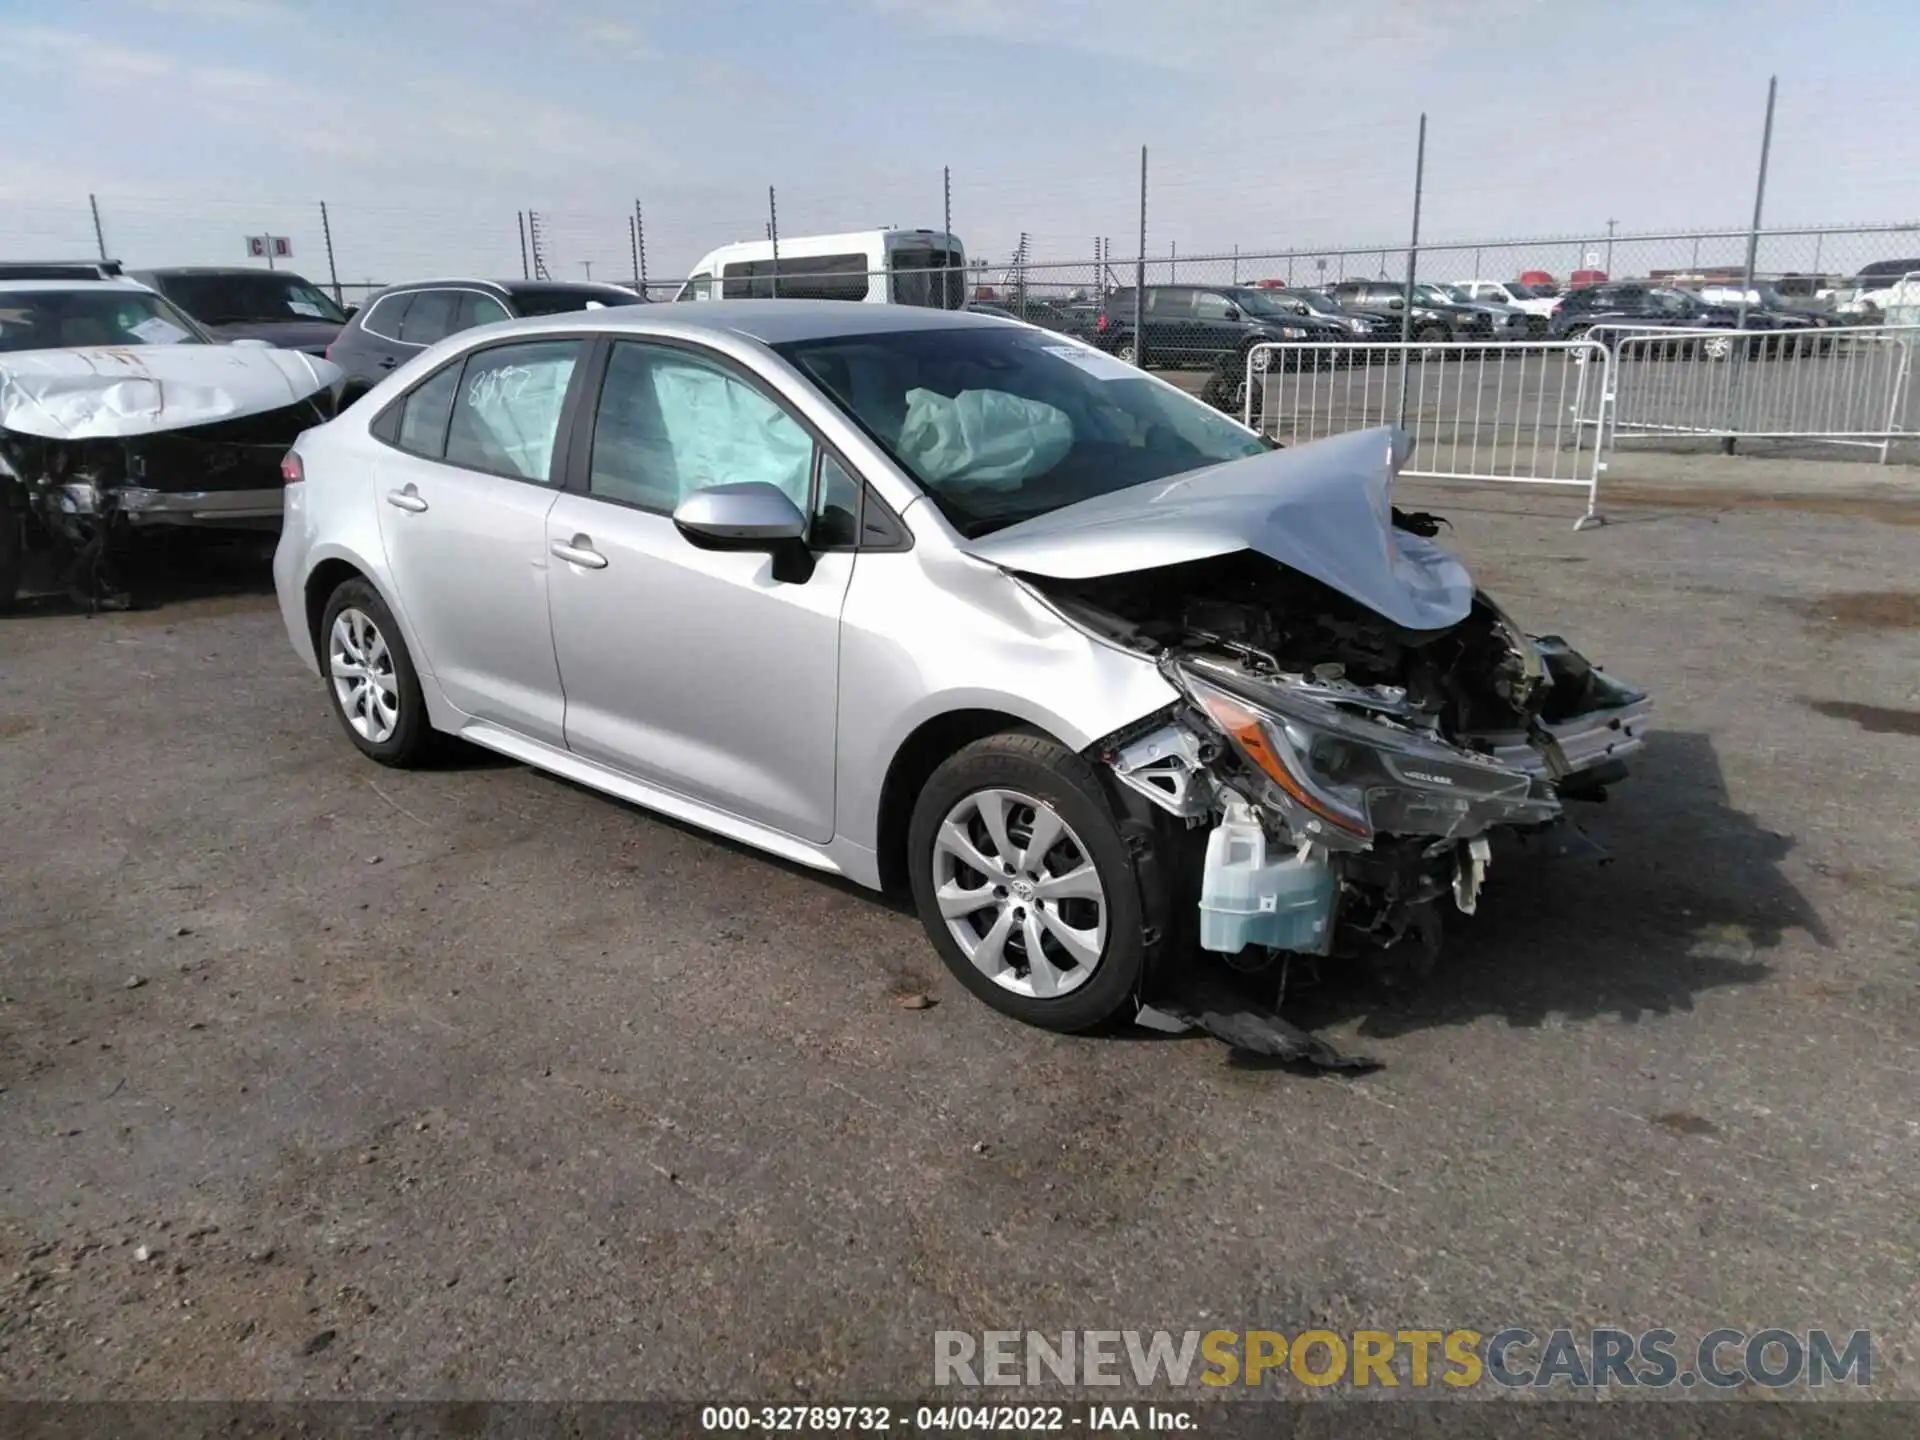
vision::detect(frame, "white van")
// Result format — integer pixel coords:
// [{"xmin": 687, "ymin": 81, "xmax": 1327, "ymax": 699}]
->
[{"xmin": 671, "ymin": 228, "xmax": 965, "ymax": 308}]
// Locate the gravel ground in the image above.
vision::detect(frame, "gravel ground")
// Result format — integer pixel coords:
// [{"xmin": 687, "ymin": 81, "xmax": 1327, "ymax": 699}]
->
[{"xmin": 1, "ymin": 479, "xmax": 1917, "ymax": 1412}]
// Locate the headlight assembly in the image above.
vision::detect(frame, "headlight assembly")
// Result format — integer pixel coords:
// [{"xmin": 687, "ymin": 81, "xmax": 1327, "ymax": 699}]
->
[{"xmin": 1169, "ymin": 657, "xmax": 1544, "ymax": 844}]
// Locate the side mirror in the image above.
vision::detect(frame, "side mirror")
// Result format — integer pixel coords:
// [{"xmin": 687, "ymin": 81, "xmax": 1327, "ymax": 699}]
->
[
  {"xmin": 673, "ymin": 482, "xmax": 813, "ymax": 582},
  {"xmin": 1385, "ymin": 296, "xmax": 1404, "ymax": 309},
  {"xmin": 1222, "ymin": 306, "xmax": 1241, "ymax": 321}
]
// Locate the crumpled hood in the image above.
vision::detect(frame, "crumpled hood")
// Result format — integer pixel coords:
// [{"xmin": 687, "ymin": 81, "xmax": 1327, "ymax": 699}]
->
[
  {"xmin": 0, "ymin": 345, "xmax": 343, "ymax": 441},
  {"xmin": 962, "ymin": 426, "xmax": 1475, "ymax": 632}
]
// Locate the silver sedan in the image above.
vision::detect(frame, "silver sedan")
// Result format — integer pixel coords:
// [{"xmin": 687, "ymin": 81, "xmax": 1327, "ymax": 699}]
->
[{"xmin": 275, "ymin": 301, "xmax": 1649, "ymax": 1036}]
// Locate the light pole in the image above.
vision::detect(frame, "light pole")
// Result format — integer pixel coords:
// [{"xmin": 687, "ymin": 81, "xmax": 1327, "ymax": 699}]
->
[{"xmin": 1604, "ymin": 218, "xmax": 1617, "ymax": 275}]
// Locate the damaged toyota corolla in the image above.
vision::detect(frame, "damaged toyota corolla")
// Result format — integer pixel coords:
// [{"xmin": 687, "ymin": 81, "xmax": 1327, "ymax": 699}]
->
[
  {"xmin": 274, "ymin": 302, "xmax": 1648, "ymax": 1057},
  {"xmin": 1, "ymin": 277, "xmax": 343, "ymax": 609}
]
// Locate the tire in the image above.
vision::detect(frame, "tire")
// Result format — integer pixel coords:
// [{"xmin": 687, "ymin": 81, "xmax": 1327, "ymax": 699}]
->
[
  {"xmin": 1702, "ymin": 335, "xmax": 1733, "ymax": 362},
  {"xmin": 1414, "ymin": 324, "xmax": 1450, "ymax": 361},
  {"xmin": 1112, "ymin": 338, "xmax": 1138, "ymax": 366},
  {"xmin": 907, "ymin": 731, "xmax": 1150, "ymax": 1033},
  {"xmin": 318, "ymin": 577, "xmax": 438, "ymax": 767},
  {"xmin": 0, "ymin": 483, "xmax": 24, "ymax": 612}
]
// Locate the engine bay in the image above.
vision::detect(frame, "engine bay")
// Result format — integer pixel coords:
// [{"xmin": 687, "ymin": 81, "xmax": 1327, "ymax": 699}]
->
[{"xmin": 1029, "ymin": 541, "xmax": 1652, "ymax": 1015}]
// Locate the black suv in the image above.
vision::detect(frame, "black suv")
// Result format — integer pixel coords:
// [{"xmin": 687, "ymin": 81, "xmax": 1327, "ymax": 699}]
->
[
  {"xmin": 325, "ymin": 278, "xmax": 643, "ymax": 394},
  {"xmin": 130, "ymin": 266, "xmax": 349, "ymax": 355},
  {"xmin": 1548, "ymin": 283, "xmax": 1819, "ymax": 356},
  {"xmin": 1324, "ymin": 280, "xmax": 1519, "ymax": 345},
  {"xmin": 1094, "ymin": 284, "xmax": 1352, "ymax": 369}
]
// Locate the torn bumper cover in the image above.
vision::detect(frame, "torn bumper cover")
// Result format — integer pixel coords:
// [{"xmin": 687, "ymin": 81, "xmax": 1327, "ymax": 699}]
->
[{"xmin": 0, "ymin": 344, "xmax": 342, "ymax": 605}]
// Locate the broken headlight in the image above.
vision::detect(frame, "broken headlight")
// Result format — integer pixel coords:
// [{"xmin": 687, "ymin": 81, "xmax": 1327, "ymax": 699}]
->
[{"xmin": 1170, "ymin": 656, "xmax": 1545, "ymax": 844}]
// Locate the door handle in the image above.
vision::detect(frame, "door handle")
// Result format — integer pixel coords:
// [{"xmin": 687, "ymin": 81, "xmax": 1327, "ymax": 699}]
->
[
  {"xmin": 377, "ymin": 356, "xmax": 400, "ymax": 370},
  {"xmin": 385, "ymin": 486, "xmax": 428, "ymax": 513},
  {"xmin": 551, "ymin": 537, "xmax": 608, "ymax": 570}
]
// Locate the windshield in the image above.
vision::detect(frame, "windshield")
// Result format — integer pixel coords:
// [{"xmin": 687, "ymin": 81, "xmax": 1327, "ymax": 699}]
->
[
  {"xmin": 1438, "ymin": 285, "xmax": 1475, "ymax": 304},
  {"xmin": 774, "ymin": 326, "xmax": 1270, "ymax": 537},
  {"xmin": 1280, "ymin": 289, "xmax": 1341, "ymax": 315},
  {"xmin": 1229, "ymin": 288, "xmax": 1302, "ymax": 317},
  {"xmin": 511, "ymin": 287, "xmax": 640, "ymax": 317},
  {"xmin": 156, "ymin": 272, "xmax": 346, "ymax": 325},
  {"xmin": 1410, "ymin": 284, "xmax": 1455, "ymax": 307},
  {"xmin": 0, "ymin": 288, "xmax": 208, "ymax": 352},
  {"xmin": 1522, "ymin": 281, "xmax": 1560, "ymax": 297}
]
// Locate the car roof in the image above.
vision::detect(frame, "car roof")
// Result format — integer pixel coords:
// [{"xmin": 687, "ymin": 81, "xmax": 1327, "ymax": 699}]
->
[
  {"xmin": 361, "ymin": 278, "xmax": 641, "ymax": 303},
  {"xmin": 0, "ymin": 277, "xmax": 159, "ymax": 295},
  {"xmin": 134, "ymin": 266, "xmax": 311, "ymax": 278},
  {"xmin": 452, "ymin": 298, "xmax": 1016, "ymax": 347},
  {"xmin": 498, "ymin": 280, "xmax": 642, "ymax": 297}
]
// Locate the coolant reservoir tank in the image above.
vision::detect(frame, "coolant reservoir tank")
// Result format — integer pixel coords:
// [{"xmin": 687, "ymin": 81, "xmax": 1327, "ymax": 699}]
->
[{"xmin": 1197, "ymin": 809, "xmax": 1336, "ymax": 956}]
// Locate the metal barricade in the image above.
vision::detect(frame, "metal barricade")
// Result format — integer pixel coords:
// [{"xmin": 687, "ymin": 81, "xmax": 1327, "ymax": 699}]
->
[
  {"xmin": 1581, "ymin": 323, "xmax": 1919, "ymax": 461},
  {"xmin": 1243, "ymin": 339, "xmax": 1612, "ymax": 530}
]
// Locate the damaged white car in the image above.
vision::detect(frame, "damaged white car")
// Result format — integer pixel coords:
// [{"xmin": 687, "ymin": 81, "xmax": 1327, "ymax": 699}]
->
[
  {"xmin": 0, "ymin": 277, "xmax": 343, "ymax": 609},
  {"xmin": 273, "ymin": 302, "xmax": 1649, "ymax": 1059}
]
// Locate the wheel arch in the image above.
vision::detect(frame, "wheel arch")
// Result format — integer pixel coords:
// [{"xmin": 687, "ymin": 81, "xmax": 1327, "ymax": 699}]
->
[
  {"xmin": 873, "ymin": 707, "xmax": 1058, "ymax": 896},
  {"xmin": 301, "ymin": 545, "xmax": 429, "ymax": 679}
]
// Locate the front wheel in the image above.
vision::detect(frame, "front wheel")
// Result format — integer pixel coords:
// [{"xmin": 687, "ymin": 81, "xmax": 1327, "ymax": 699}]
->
[
  {"xmin": 319, "ymin": 577, "xmax": 439, "ymax": 767},
  {"xmin": 1112, "ymin": 337, "xmax": 1138, "ymax": 366},
  {"xmin": 907, "ymin": 732, "xmax": 1149, "ymax": 1032},
  {"xmin": 1414, "ymin": 324, "xmax": 1451, "ymax": 361}
]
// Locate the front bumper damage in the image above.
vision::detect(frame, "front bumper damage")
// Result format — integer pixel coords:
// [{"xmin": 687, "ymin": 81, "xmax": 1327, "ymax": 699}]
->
[
  {"xmin": 1, "ymin": 349, "xmax": 341, "ymax": 609},
  {"xmin": 1092, "ymin": 595, "xmax": 1651, "ymax": 1070}
]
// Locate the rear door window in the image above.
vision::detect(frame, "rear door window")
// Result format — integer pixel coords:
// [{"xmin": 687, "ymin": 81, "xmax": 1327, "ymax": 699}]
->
[
  {"xmin": 394, "ymin": 363, "xmax": 462, "ymax": 458},
  {"xmin": 890, "ymin": 247, "xmax": 963, "ymax": 309},
  {"xmin": 361, "ymin": 292, "xmax": 414, "ymax": 340},
  {"xmin": 399, "ymin": 290, "xmax": 459, "ymax": 346},
  {"xmin": 443, "ymin": 340, "xmax": 582, "ymax": 483},
  {"xmin": 460, "ymin": 292, "xmax": 513, "ymax": 330}
]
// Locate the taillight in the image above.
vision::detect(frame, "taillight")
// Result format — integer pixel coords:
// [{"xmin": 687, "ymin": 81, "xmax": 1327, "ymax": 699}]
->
[
  {"xmin": 281, "ymin": 452, "xmax": 304, "ymax": 484},
  {"xmin": 1096, "ymin": 314, "xmax": 1109, "ymax": 331}
]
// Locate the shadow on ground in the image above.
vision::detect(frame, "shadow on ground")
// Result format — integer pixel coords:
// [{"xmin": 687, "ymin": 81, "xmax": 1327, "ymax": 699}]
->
[
  {"xmin": 1280, "ymin": 729, "xmax": 1819, "ymax": 1042},
  {"xmin": 7, "ymin": 529, "xmax": 279, "ymax": 617}
]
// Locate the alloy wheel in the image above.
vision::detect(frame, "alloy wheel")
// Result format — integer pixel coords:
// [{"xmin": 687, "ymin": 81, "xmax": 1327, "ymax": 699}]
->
[
  {"xmin": 929, "ymin": 788, "xmax": 1108, "ymax": 999},
  {"xmin": 329, "ymin": 607, "xmax": 401, "ymax": 744}
]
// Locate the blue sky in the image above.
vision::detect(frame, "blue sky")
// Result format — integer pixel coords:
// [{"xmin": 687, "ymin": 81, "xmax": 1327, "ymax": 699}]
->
[{"xmin": 1, "ymin": 0, "xmax": 1915, "ymax": 287}]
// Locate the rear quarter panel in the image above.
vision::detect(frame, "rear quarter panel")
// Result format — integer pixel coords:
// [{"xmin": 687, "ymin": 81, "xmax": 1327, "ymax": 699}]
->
[{"xmin": 273, "ymin": 415, "xmax": 422, "ymax": 687}]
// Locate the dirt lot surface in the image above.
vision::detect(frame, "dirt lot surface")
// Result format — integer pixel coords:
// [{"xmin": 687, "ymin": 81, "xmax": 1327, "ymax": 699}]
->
[{"xmin": 3, "ymin": 468, "xmax": 1918, "ymax": 1415}]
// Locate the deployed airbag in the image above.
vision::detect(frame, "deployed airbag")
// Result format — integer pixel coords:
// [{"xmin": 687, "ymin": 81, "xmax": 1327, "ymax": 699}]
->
[
  {"xmin": 651, "ymin": 359, "xmax": 813, "ymax": 505},
  {"xmin": 896, "ymin": 387, "xmax": 1073, "ymax": 488}
]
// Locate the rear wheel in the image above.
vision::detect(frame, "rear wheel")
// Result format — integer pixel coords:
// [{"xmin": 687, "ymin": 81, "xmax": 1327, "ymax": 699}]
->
[
  {"xmin": 1113, "ymin": 337, "xmax": 1138, "ymax": 366},
  {"xmin": 907, "ymin": 732, "xmax": 1149, "ymax": 1033},
  {"xmin": 319, "ymin": 577, "xmax": 438, "ymax": 767}
]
